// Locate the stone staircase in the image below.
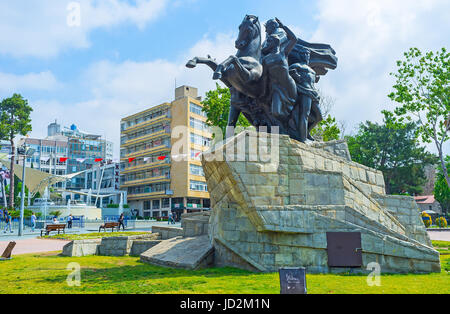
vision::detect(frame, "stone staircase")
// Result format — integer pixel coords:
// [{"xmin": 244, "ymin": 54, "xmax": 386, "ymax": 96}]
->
[
  {"xmin": 140, "ymin": 235, "xmax": 214, "ymax": 270},
  {"xmin": 140, "ymin": 212, "xmax": 214, "ymax": 270}
]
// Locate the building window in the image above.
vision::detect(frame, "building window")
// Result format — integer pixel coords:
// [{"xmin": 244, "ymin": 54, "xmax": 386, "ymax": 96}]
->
[
  {"xmin": 162, "ymin": 198, "xmax": 170, "ymax": 208},
  {"xmin": 190, "ymin": 133, "xmax": 211, "ymax": 147},
  {"xmin": 152, "ymin": 199, "xmax": 160, "ymax": 210},
  {"xmin": 190, "ymin": 103, "xmax": 207, "ymax": 117},
  {"xmin": 190, "ymin": 164, "xmax": 205, "ymax": 176},
  {"xmin": 190, "ymin": 117, "xmax": 210, "ymax": 132},
  {"xmin": 190, "ymin": 180, "xmax": 208, "ymax": 192}
]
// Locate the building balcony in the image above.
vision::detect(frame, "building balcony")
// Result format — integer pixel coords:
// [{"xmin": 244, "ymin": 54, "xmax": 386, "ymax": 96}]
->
[
  {"xmin": 122, "ymin": 115, "xmax": 171, "ymax": 134},
  {"xmin": 127, "ymin": 190, "xmax": 171, "ymax": 201},
  {"xmin": 122, "ymin": 130, "xmax": 171, "ymax": 148},
  {"xmin": 122, "ymin": 145, "xmax": 171, "ymax": 160},
  {"xmin": 121, "ymin": 160, "xmax": 171, "ymax": 175},
  {"xmin": 121, "ymin": 175, "xmax": 171, "ymax": 188}
]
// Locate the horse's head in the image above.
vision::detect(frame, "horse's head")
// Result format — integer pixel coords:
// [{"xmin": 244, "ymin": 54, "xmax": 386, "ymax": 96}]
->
[{"xmin": 235, "ymin": 15, "xmax": 261, "ymax": 50}]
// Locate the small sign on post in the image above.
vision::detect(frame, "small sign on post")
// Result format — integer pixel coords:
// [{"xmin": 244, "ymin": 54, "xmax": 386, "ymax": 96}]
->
[{"xmin": 279, "ymin": 267, "xmax": 307, "ymax": 294}]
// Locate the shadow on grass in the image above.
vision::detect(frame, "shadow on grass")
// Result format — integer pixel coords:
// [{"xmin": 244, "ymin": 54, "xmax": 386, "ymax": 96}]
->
[{"xmin": 37, "ymin": 259, "xmax": 266, "ymax": 287}]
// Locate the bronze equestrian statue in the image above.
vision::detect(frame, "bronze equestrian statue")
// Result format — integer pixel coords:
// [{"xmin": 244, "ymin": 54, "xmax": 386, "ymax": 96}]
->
[{"xmin": 186, "ymin": 15, "xmax": 337, "ymax": 142}]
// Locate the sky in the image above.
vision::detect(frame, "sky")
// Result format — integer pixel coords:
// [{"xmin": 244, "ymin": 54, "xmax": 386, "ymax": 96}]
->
[{"xmin": 0, "ymin": 0, "xmax": 449, "ymax": 158}]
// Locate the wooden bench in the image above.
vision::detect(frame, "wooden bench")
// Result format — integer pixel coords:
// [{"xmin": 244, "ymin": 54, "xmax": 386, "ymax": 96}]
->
[
  {"xmin": 99, "ymin": 222, "xmax": 120, "ymax": 232},
  {"xmin": 40, "ymin": 224, "xmax": 66, "ymax": 236}
]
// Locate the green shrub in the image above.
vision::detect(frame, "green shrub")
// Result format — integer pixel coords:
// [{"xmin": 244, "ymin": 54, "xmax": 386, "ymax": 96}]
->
[
  {"xmin": 49, "ymin": 210, "xmax": 62, "ymax": 217},
  {"xmin": 436, "ymin": 217, "xmax": 448, "ymax": 228},
  {"xmin": 422, "ymin": 212, "xmax": 432, "ymax": 228},
  {"xmin": 106, "ymin": 204, "xmax": 130, "ymax": 208}
]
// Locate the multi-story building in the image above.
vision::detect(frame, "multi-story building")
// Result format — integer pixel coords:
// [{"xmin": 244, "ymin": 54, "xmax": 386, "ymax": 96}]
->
[
  {"xmin": 120, "ymin": 85, "xmax": 212, "ymax": 218},
  {"xmin": 19, "ymin": 136, "xmax": 69, "ymax": 188},
  {"xmin": 81, "ymin": 162, "xmax": 124, "ymax": 207},
  {"xmin": 18, "ymin": 121, "xmax": 114, "ymax": 192},
  {"xmin": 58, "ymin": 124, "xmax": 114, "ymax": 189}
]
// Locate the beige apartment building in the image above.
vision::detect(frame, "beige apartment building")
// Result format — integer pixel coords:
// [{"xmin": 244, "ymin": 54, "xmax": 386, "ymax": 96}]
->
[{"xmin": 120, "ymin": 86, "xmax": 212, "ymax": 218}]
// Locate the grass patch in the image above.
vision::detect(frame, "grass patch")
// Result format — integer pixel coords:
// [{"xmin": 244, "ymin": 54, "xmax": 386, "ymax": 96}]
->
[
  {"xmin": 0, "ymin": 254, "xmax": 448, "ymax": 294},
  {"xmin": 432, "ymin": 241, "xmax": 450, "ymax": 249},
  {"xmin": 41, "ymin": 232, "xmax": 151, "ymax": 241}
]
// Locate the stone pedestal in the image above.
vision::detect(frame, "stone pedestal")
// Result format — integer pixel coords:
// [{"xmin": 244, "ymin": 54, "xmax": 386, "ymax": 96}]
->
[{"xmin": 202, "ymin": 131, "xmax": 440, "ymax": 273}]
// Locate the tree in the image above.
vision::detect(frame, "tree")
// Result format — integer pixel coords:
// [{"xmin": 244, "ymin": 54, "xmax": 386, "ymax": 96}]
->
[
  {"xmin": 434, "ymin": 155, "xmax": 450, "ymax": 215},
  {"xmin": 387, "ymin": 47, "xmax": 449, "ymax": 188},
  {"xmin": 310, "ymin": 91, "xmax": 341, "ymax": 141},
  {"xmin": 0, "ymin": 94, "xmax": 33, "ymax": 209},
  {"xmin": 310, "ymin": 115, "xmax": 341, "ymax": 142},
  {"xmin": 201, "ymin": 83, "xmax": 250, "ymax": 138},
  {"xmin": 346, "ymin": 115, "xmax": 437, "ymax": 195}
]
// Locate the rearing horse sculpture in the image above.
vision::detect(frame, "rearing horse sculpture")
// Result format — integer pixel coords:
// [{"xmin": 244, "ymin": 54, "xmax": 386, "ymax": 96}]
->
[
  {"xmin": 186, "ymin": 15, "xmax": 264, "ymax": 137},
  {"xmin": 186, "ymin": 15, "xmax": 338, "ymax": 142}
]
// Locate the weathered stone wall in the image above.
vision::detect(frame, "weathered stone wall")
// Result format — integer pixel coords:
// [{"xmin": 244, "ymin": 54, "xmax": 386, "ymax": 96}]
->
[
  {"xmin": 62, "ymin": 239, "xmax": 102, "ymax": 257},
  {"xmin": 130, "ymin": 240, "xmax": 162, "ymax": 256},
  {"xmin": 62, "ymin": 233, "xmax": 161, "ymax": 257},
  {"xmin": 152, "ymin": 226, "xmax": 184, "ymax": 240},
  {"xmin": 98, "ymin": 234, "xmax": 160, "ymax": 256},
  {"xmin": 181, "ymin": 212, "xmax": 210, "ymax": 237},
  {"xmin": 203, "ymin": 131, "xmax": 440, "ymax": 274}
]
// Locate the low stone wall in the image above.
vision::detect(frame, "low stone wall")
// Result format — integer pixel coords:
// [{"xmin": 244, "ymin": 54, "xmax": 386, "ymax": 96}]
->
[
  {"xmin": 152, "ymin": 226, "xmax": 183, "ymax": 240},
  {"xmin": 98, "ymin": 234, "xmax": 160, "ymax": 256},
  {"xmin": 181, "ymin": 212, "xmax": 210, "ymax": 237},
  {"xmin": 62, "ymin": 233, "xmax": 161, "ymax": 257},
  {"xmin": 62, "ymin": 239, "xmax": 102, "ymax": 257},
  {"xmin": 130, "ymin": 240, "xmax": 162, "ymax": 256}
]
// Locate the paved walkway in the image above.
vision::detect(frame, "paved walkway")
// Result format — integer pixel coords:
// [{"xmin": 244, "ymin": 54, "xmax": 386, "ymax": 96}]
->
[
  {"xmin": 0, "ymin": 238, "xmax": 70, "ymax": 256},
  {"xmin": 428, "ymin": 231, "xmax": 450, "ymax": 241}
]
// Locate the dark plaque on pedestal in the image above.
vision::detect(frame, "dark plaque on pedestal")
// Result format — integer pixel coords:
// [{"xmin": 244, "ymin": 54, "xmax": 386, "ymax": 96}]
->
[{"xmin": 279, "ymin": 267, "xmax": 307, "ymax": 294}]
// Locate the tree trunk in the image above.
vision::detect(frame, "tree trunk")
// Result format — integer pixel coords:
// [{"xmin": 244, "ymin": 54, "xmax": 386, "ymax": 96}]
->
[
  {"xmin": 8, "ymin": 139, "xmax": 15, "ymax": 209},
  {"xmin": 438, "ymin": 148, "xmax": 450, "ymax": 189}
]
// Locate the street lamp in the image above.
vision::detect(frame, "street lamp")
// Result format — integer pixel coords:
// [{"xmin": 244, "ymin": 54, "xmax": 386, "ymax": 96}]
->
[{"xmin": 17, "ymin": 145, "xmax": 35, "ymax": 237}]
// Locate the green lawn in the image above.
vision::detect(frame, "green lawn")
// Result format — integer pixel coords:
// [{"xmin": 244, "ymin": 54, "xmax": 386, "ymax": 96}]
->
[
  {"xmin": 41, "ymin": 232, "xmax": 151, "ymax": 241},
  {"xmin": 0, "ymin": 253, "xmax": 448, "ymax": 294}
]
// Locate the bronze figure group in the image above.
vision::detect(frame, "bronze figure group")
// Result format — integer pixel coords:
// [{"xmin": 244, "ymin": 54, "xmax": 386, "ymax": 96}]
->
[{"xmin": 186, "ymin": 15, "xmax": 337, "ymax": 142}]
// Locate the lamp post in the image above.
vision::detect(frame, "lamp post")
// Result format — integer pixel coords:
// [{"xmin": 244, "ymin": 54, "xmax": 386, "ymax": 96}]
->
[{"xmin": 18, "ymin": 145, "xmax": 35, "ymax": 237}]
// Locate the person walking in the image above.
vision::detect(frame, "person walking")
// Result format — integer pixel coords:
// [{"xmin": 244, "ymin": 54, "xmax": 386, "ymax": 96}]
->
[
  {"xmin": 67, "ymin": 214, "xmax": 73, "ymax": 229},
  {"xmin": 118, "ymin": 213, "xmax": 125, "ymax": 231},
  {"xmin": 168, "ymin": 212, "xmax": 172, "ymax": 225},
  {"xmin": 3, "ymin": 209, "xmax": 13, "ymax": 233},
  {"xmin": 31, "ymin": 212, "xmax": 37, "ymax": 232}
]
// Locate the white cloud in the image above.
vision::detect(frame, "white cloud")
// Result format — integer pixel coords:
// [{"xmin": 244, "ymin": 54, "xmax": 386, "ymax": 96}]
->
[
  {"xmin": 0, "ymin": 71, "xmax": 61, "ymax": 93},
  {"xmin": 309, "ymin": 0, "xmax": 450, "ymax": 139},
  {"xmin": 29, "ymin": 32, "xmax": 237, "ymax": 158},
  {"xmin": 0, "ymin": 0, "xmax": 168, "ymax": 58}
]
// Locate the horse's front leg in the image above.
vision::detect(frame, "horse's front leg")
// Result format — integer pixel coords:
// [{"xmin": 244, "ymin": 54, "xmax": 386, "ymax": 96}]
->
[
  {"xmin": 226, "ymin": 104, "xmax": 241, "ymax": 139},
  {"xmin": 213, "ymin": 56, "xmax": 236, "ymax": 80},
  {"xmin": 186, "ymin": 56, "xmax": 218, "ymax": 72}
]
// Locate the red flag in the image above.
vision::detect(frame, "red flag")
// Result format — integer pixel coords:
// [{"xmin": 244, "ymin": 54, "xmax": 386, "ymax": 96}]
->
[
  {"xmin": 158, "ymin": 156, "xmax": 166, "ymax": 161},
  {"xmin": 128, "ymin": 157, "xmax": 136, "ymax": 163},
  {"xmin": 95, "ymin": 158, "xmax": 103, "ymax": 163},
  {"xmin": 59, "ymin": 157, "xmax": 69, "ymax": 163}
]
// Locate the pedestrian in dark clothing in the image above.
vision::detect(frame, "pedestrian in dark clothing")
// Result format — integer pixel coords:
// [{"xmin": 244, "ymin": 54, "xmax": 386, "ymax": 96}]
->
[
  {"xmin": 118, "ymin": 213, "xmax": 125, "ymax": 231},
  {"xmin": 67, "ymin": 214, "xmax": 73, "ymax": 229}
]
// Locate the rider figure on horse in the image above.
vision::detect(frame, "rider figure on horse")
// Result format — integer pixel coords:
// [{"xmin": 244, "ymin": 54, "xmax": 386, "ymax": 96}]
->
[{"xmin": 261, "ymin": 18, "xmax": 297, "ymax": 123}]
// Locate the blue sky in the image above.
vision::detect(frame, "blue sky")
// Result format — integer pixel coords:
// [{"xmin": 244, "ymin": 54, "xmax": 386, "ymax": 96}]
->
[{"xmin": 0, "ymin": 0, "xmax": 449, "ymax": 158}]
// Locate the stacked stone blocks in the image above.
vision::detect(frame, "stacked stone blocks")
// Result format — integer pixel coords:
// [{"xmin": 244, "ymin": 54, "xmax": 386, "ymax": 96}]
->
[{"xmin": 202, "ymin": 131, "xmax": 440, "ymax": 274}]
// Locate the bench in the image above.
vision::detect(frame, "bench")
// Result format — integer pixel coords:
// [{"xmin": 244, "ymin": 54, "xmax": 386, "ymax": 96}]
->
[
  {"xmin": 99, "ymin": 222, "xmax": 120, "ymax": 232},
  {"xmin": 40, "ymin": 224, "xmax": 66, "ymax": 237}
]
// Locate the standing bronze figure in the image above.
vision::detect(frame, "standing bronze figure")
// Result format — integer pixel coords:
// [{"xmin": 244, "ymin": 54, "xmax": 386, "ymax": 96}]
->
[{"xmin": 186, "ymin": 15, "xmax": 337, "ymax": 142}]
